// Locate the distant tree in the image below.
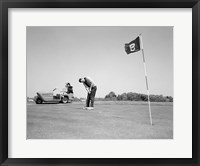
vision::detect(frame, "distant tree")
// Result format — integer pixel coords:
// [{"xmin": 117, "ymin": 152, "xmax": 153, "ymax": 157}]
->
[
  {"xmin": 105, "ymin": 91, "xmax": 173, "ymax": 102},
  {"xmin": 135, "ymin": 93, "xmax": 142, "ymax": 101},
  {"xmin": 149, "ymin": 95, "xmax": 156, "ymax": 102},
  {"xmin": 166, "ymin": 96, "xmax": 173, "ymax": 102},
  {"xmin": 157, "ymin": 95, "xmax": 166, "ymax": 102},
  {"xmin": 127, "ymin": 92, "xmax": 135, "ymax": 101},
  {"xmin": 117, "ymin": 94, "xmax": 122, "ymax": 100},
  {"xmin": 105, "ymin": 91, "xmax": 117, "ymax": 100},
  {"xmin": 120, "ymin": 93, "xmax": 128, "ymax": 101},
  {"xmin": 140, "ymin": 94, "xmax": 148, "ymax": 101}
]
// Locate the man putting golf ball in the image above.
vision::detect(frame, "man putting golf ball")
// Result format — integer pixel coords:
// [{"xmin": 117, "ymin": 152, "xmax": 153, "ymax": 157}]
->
[{"xmin": 79, "ymin": 77, "xmax": 97, "ymax": 110}]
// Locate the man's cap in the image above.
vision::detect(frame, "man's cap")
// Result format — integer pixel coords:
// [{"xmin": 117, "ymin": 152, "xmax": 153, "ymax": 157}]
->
[{"xmin": 79, "ymin": 78, "xmax": 83, "ymax": 83}]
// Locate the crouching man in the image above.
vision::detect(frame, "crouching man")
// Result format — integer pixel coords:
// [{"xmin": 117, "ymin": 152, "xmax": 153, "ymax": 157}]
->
[{"xmin": 79, "ymin": 77, "xmax": 97, "ymax": 109}]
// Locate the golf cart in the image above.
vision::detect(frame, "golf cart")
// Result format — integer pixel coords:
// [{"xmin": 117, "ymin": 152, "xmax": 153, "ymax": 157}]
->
[{"xmin": 34, "ymin": 86, "xmax": 74, "ymax": 104}]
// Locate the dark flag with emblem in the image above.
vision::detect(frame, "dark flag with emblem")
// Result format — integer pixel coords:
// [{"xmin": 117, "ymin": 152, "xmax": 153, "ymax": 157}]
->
[{"xmin": 125, "ymin": 36, "xmax": 141, "ymax": 54}]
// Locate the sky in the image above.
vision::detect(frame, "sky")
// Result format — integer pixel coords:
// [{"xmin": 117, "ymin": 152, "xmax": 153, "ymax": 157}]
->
[{"xmin": 27, "ymin": 26, "xmax": 173, "ymax": 98}]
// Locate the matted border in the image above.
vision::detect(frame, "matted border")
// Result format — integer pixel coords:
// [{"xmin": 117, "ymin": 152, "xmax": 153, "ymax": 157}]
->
[
  {"xmin": 0, "ymin": 0, "xmax": 199, "ymax": 165},
  {"xmin": 9, "ymin": 9, "xmax": 190, "ymax": 158}
]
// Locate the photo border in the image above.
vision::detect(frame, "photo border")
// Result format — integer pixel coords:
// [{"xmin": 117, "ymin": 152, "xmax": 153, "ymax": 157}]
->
[{"xmin": 0, "ymin": 0, "xmax": 199, "ymax": 165}]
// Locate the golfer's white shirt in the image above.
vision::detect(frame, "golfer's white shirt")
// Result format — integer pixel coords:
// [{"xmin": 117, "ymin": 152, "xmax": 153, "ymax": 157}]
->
[{"xmin": 85, "ymin": 76, "xmax": 96, "ymax": 87}]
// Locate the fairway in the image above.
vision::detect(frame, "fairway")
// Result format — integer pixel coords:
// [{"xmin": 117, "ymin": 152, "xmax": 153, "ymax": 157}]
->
[{"xmin": 27, "ymin": 101, "xmax": 173, "ymax": 139}]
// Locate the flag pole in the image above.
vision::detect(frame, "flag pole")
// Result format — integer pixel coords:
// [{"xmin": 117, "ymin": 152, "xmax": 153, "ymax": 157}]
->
[{"xmin": 139, "ymin": 34, "xmax": 153, "ymax": 126}]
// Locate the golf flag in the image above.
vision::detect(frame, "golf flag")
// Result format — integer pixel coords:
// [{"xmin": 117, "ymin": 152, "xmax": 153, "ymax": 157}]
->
[
  {"xmin": 125, "ymin": 34, "xmax": 153, "ymax": 125},
  {"xmin": 125, "ymin": 36, "xmax": 141, "ymax": 54}
]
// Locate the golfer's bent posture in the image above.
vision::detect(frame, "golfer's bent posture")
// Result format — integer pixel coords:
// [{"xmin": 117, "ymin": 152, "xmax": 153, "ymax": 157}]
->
[{"xmin": 79, "ymin": 77, "xmax": 97, "ymax": 109}]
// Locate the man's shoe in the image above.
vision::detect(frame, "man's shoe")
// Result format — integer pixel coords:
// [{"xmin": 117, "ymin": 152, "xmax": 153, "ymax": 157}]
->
[{"xmin": 86, "ymin": 107, "xmax": 94, "ymax": 110}]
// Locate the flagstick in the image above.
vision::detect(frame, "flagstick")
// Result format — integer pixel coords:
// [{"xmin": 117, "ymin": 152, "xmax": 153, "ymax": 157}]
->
[
  {"xmin": 139, "ymin": 34, "xmax": 153, "ymax": 126},
  {"xmin": 141, "ymin": 49, "xmax": 153, "ymax": 125}
]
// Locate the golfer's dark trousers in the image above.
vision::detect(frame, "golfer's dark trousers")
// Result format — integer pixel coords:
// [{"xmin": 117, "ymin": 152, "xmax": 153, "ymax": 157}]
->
[{"xmin": 86, "ymin": 86, "xmax": 97, "ymax": 107}]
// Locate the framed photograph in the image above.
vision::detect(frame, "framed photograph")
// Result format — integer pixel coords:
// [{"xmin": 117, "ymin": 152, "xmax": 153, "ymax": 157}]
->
[{"xmin": 0, "ymin": 0, "xmax": 199, "ymax": 165}]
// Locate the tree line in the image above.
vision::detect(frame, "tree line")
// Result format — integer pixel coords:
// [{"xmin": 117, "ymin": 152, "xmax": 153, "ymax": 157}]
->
[{"xmin": 104, "ymin": 91, "xmax": 173, "ymax": 102}]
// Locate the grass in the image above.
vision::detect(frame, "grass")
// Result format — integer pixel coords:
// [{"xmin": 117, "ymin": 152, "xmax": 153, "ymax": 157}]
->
[{"xmin": 27, "ymin": 101, "xmax": 173, "ymax": 139}]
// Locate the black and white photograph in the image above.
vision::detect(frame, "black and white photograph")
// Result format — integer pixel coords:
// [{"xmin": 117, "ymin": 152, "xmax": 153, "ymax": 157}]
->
[{"xmin": 27, "ymin": 26, "xmax": 173, "ymax": 139}]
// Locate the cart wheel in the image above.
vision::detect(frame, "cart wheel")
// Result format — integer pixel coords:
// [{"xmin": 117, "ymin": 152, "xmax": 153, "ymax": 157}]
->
[
  {"xmin": 36, "ymin": 98, "xmax": 43, "ymax": 104},
  {"xmin": 62, "ymin": 96, "xmax": 69, "ymax": 104}
]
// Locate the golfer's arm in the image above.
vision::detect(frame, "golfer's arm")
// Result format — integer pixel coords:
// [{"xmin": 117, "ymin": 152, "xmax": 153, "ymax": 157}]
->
[
  {"xmin": 89, "ymin": 83, "xmax": 95, "ymax": 92},
  {"xmin": 84, "ymin": 84, "xmax": 90, "ymax": 93},
  {"xmin": 89, "ymin": 86, "xmax": 92, "ymax": 92}
]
